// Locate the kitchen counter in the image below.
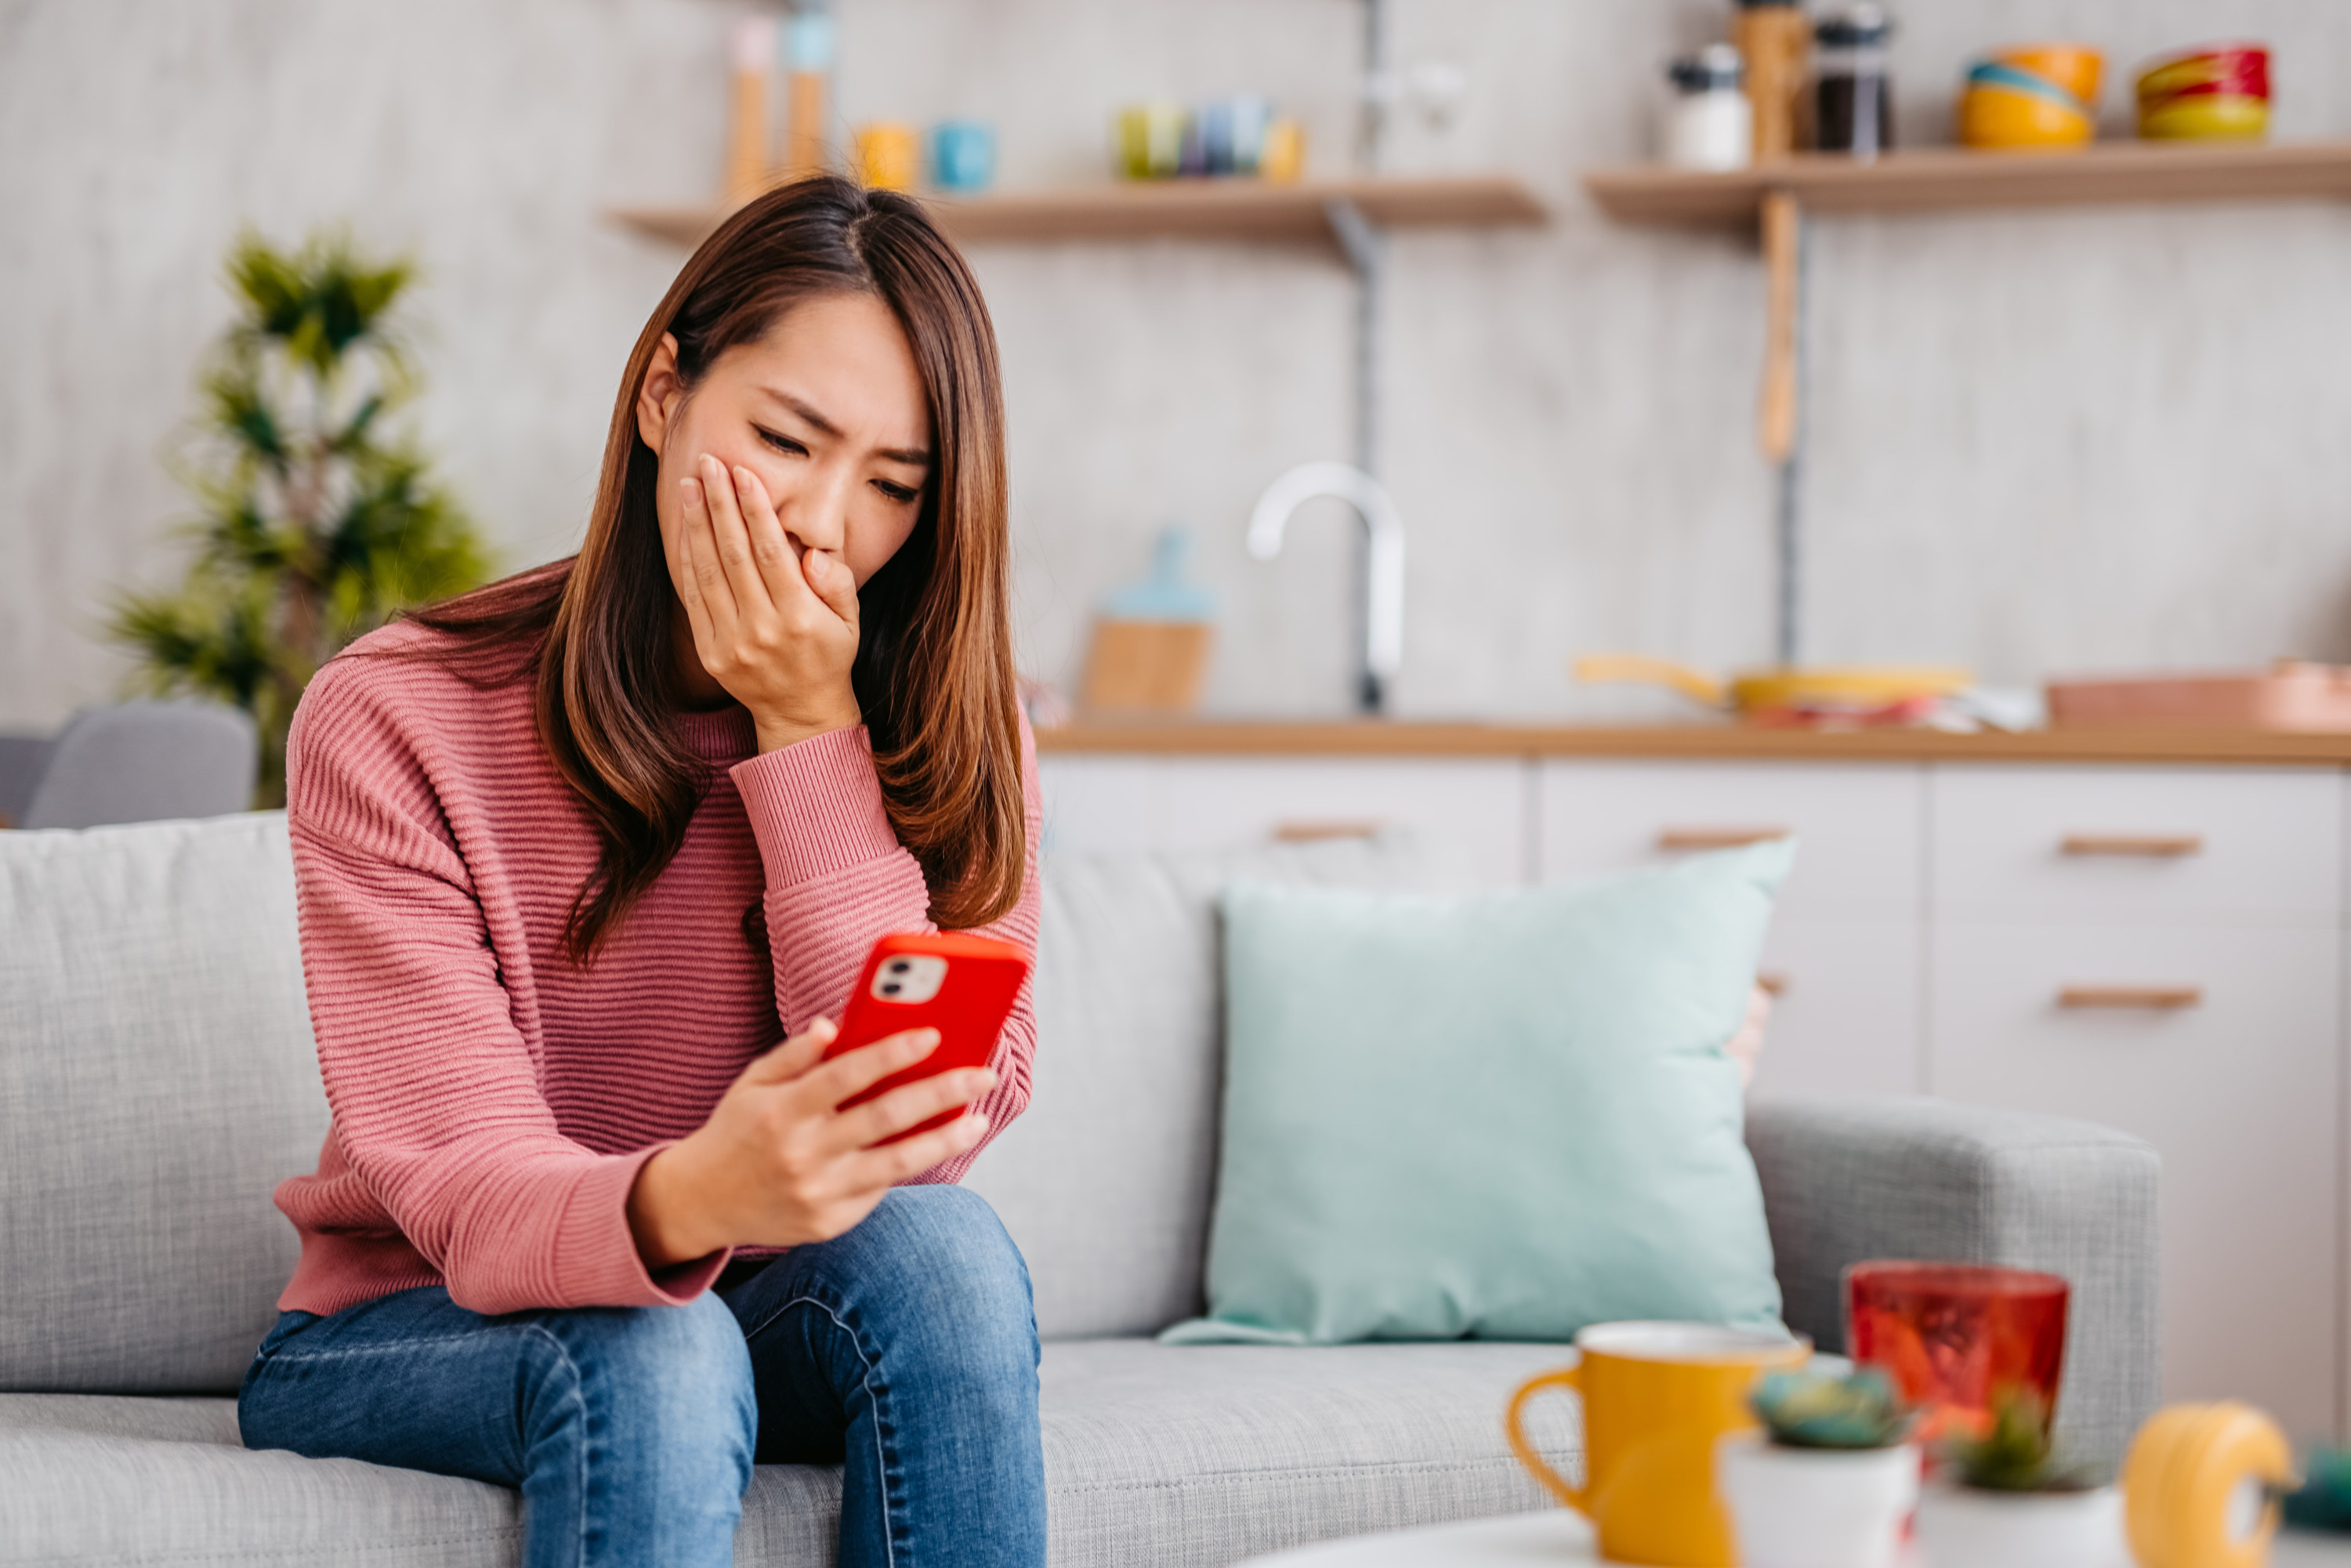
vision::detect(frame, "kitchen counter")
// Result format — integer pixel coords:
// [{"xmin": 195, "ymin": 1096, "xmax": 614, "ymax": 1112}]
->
[{"xmin": 1035, "ymin": 720, "xmax": 2351, "ymax": 766}]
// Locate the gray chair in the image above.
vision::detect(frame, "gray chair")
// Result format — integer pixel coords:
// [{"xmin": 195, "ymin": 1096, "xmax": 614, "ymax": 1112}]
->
[
  {"xmin": 0, "ymin": 733, "xmax": 56, "ymax": 826},
  {"xmin": 15, "ymin": 700, "xmax": 257, "ymax": 829}
]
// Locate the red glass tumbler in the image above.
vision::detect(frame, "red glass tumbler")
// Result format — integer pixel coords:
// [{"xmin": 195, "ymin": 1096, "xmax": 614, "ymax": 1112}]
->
[{"xmin": 1843, "ymin": 1262, "xmax": 2070, "ymax": 1443}]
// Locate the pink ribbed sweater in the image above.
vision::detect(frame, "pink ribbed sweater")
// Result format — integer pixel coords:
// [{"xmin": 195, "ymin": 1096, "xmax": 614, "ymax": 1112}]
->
[{"xmin": 272, "ymin": 621, "xmax": 1041, "ymax": 1318}]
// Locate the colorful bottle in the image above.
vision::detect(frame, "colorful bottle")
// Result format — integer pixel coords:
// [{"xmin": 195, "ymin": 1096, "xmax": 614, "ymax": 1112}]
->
[
  {"xmin": 1733, "ymin": 0, "xmax": 1812, "ymax": 160},
  {"xmin": 723, "ymin": 16, "xmax": 776, "ymax": 202},
  {"xmin": 782, "ymin": 2, "xmax": 835, "ymax": 179}
]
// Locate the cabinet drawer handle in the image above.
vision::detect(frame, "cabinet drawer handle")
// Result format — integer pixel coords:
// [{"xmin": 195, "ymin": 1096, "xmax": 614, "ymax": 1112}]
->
[
  {"xmin": 2057, "ymin": 986, "xmax": 2203, "ymax": 1010},
  {"xmin": 2059, "ymin": 835, "xmax": 2204, "ymax": 858},
  {"xmin": 1658, "ymin": 827, "xmax": 1792, "ymax": 852},
  {"xmin": 1273, "ymin": 820, "xmax": 1384, "ymax": 843}
]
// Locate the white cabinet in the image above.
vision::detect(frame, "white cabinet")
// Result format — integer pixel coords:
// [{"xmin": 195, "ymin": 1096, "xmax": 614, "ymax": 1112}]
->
[
  {"xmin": 1540, "ymin": 762, "xmax": 1926, "ymax": 918},
  {"xmin": 1928, "ymin": 920, "xmax": 2341, "ymax": 1437},
  {"xmin": 1741, "ymin": 917, "xmax": 1923, "ymax": 1098},
  {"xmin": 1925, "ymin": 765, "xmax": 2346, "ymax": 1435},
  {"xmin": 1538, "ymin": 762, "xmax": 1927, "ymax": 1098},
  {"xmin": 1932, "ymin": 766, "xmax": 2342, "ymax": 925},
  {"xmin": 1038, "ymin": 755, "xmax": 1529, "ymax": 890}
]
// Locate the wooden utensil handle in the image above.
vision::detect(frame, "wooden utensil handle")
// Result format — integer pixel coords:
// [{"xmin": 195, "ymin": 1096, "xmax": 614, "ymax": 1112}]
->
[
  {"xmin": 1273, "ymin": 820, "xmax": 1385, "ymax": 843},
  {"xmin": 1759, "ymin": 190, "xmax": 1802, "ymax": 463},
  {"xmin": 2060, "ymin": 835, "xmax": 2204, "ymax": 857},
  {"xmin": 2058, "ymin": 986, "xmax": 2204, "ymax": 1010},
  {"xmin": 1658, "ymin": 828, "xmax": 1793, "ymax": 852}
]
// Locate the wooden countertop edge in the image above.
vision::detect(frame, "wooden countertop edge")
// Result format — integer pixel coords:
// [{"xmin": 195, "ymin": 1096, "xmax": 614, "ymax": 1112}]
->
[{"xmin": 1034, "ymin": 722, "xmax": 2351, "ymax": 766}]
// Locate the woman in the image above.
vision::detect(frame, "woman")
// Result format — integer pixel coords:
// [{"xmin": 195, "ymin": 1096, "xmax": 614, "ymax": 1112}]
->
[{"xmin": 237, "ymin": 177, "xmax": 1046, "ymax": 1568}]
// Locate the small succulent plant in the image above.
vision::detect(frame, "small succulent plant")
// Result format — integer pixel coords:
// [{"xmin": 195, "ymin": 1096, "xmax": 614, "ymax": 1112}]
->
[
  {"xmin": 1947, "ymin": 1387, "xmax": 2099, "ymax": 1492},
  {"xmin": 2283, "ymin": 1446, "xmax": 2351, "ymax": 1529},
  {"xmin": 1751, "ymin": 1365, "xmax": 1914, "ymax": 1450}
]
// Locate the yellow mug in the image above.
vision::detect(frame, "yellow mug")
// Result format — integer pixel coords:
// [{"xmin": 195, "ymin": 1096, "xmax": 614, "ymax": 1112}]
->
[
  {"xmin": 1505, "ymin": 1321, "xmax": 1809, "ymax": 1568},
  {"xmin": 853, "ymin": 122, "xmax": 921, "ymax": 192}
]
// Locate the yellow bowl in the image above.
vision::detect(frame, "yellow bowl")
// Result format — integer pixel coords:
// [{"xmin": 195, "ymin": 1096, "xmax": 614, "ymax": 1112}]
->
[
  {"xmin": 1960, "ymin": 84, "xmax": 2095, "ymax": 149},
  {"xmin": 1996, "ymin": 43, "xmax": 2105, "ymax": 107},
  {"xmin": 2138, "ymin": 94, "xmax": 2270, "ymax": 142}
]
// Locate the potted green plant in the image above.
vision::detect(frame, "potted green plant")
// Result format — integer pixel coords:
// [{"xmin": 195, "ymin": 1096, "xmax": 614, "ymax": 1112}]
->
[
  {"xmin": 1914, "ymin": 1388, "xmax": 2128, "ymax": 1568},
  {"xmin": 107, "ymin": 230, "xmax": 490, "ymax": 804},
  {"xmin": 1716, "ymin": 1363, "xmax": 1920, "ymax": 1568}
]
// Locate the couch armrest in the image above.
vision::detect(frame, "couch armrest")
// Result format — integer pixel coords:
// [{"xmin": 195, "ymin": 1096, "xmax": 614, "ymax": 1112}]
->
[{"xmin": 1746, "ymin": 1094, "xmax": 2161, "ymax": 1469}]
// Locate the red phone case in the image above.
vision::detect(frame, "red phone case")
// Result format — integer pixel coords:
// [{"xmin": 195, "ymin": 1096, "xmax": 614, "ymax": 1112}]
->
[{"xmin": 824, "ymin": 931, "xmax": 1032, "ymax": 1143}]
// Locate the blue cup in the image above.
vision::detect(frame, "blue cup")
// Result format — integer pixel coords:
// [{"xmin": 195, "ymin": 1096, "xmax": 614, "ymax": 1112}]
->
[
  {"xmin": 1200, "ymin": 96, "xmax": 1272, "ymax": 176},
  {"xmin": 929, "ymin": 121, "xmax": 995, "ymax": 194}
]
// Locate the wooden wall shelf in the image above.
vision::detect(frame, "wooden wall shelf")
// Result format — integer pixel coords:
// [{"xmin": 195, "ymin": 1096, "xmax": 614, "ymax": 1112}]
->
[
  {"xmin": 1585, "ymin": 140, "xmax": 2351, "ymax": 225},
  {"xmin": 610, "ymin": 174, "xmax": 1546, "ymax": 251}
]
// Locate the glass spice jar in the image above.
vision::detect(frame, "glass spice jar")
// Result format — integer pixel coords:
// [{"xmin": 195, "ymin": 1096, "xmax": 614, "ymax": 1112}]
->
[{"xmin": 1815, "ymin": 5, "xmax": 1895, "ymax": 160}]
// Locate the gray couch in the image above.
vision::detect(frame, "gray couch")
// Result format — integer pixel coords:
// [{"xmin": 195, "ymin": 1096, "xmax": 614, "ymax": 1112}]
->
[{"xmin": 0, "ymin": 813, "xmax": 2160, "ymax": 1566}]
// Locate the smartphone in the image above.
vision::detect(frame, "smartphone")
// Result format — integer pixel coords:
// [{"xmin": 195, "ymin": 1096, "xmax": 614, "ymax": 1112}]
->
[{"xmin": 824, "ymin": 931, "xmax": 1032, "ymax": 1143}]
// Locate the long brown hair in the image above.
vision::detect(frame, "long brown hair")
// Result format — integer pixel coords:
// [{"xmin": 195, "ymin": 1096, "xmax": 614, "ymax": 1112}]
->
[{"xmin": 404, "ymin": 177, "xmax": 1023, "ymax": 961}]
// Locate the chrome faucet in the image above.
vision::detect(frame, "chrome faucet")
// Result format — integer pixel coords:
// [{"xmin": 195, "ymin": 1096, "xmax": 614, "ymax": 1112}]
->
[{"xmin": 1245, "ymin": 462, "xmax": 1404, "ymax": 715}]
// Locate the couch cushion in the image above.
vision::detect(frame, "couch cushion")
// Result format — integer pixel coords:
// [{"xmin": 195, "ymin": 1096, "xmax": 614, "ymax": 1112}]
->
[
  {"xmin": 0, "ymin": 813, "xmax": 330, "ymax": 1394},
  {"xmin": 0, "ymin": 805, "xmax": 1422, "ymax": 1385},
  {"xmin": 965, "ymin": 838, "xmax": 1436, "ymax": 1339},
  {"xmin": 0, "ymin": 1391, "xmax": 835, "ymax": 1568},
  {"xmin": 1038, "ymin": 1338, "xmax": 1579, "ymax": 1566},
  {"xmin": 0, "ymin": 1338, "xmax": 1578, "ymax": 1567}
]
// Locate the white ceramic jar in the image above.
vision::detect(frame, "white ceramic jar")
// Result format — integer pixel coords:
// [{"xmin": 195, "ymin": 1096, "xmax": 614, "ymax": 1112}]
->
[
  {"xmin": 1913, "ymin": 1480, "xmax": 2130, "ymax": 1568},
  {"xmin": 1662, "ymin": 45, "xmax": 1754, "ymax": 171},
  {"xmin": 1716, "ymin": 1431, "xmax": 1920, "ymax": 1568}
]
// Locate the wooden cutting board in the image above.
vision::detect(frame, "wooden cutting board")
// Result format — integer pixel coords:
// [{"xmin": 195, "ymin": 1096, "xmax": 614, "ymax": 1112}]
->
[
  {"xmin": 1080, "ymin": 620, "xmax": 1212, "ymax": 715},
  {"xmin": 2049, "ymin": 662, "xmax": 2351, "ymax": 731}
]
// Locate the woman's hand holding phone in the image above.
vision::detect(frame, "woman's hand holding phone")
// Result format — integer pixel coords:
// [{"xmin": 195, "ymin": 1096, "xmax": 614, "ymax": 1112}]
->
[
  {"xmin": 627, "ymin": 1016, "xmax": 994, "ymax": 1269},
  {"xmin": 675, "ymin": 452, "xmax": 863, "ymax": 755}
]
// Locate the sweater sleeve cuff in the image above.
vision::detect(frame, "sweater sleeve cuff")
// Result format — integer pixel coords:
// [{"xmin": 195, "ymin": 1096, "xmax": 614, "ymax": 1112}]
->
[
  {"xmin": 555, "ymin": 1144, "xmax": 730, "ymax": 1307},
  {"xmin": 729, "ymin": 725, "xmax": 902, "ymax": 890}
]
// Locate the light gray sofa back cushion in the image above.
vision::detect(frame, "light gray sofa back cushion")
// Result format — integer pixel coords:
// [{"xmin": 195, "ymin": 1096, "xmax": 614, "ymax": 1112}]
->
[
  {"xmin": 0, "ymin": 806, "xmax": 1422, "ymax": 1384},
  {"xmin": 965, "ymin": 838, "xmax": 1429, "ymax": 1340},
  {"xmin": 0, "ymin": 813, "xmax": 328, "ymax": 1394}
]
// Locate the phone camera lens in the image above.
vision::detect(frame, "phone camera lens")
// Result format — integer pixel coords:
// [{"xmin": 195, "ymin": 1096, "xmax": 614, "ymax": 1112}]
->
[
  {"xmin": 880, "ymin": 982, "xmax": 903, "ymax": 996},
  {"xmin": 887, "ymin": 960, "xmax": 911, "ymax": 975}
]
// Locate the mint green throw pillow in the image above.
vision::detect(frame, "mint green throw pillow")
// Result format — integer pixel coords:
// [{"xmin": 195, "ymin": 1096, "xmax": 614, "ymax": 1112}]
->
[{"xmin": 1161, "ymin": 839, "xmax": 1793, "ymax": 1345}]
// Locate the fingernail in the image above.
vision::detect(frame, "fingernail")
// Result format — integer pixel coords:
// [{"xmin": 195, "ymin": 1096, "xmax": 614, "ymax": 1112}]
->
[
  {"xmin": 681, "ymin": 477, "xmax": 701, "ymax": 502},
  {"xmin": 967, "ymin": 1114, "xmax": 991, "ymax": 1137}
]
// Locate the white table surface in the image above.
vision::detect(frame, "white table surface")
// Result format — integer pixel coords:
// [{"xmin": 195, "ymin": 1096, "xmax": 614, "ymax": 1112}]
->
[
  {"xmin": 1233, "ymin": 1508, "xmax": 2351, "ymax": 1566},
  {"xmin": 1234, "ymin": 1512, "xmax": 1596, "ymax": 1566}
]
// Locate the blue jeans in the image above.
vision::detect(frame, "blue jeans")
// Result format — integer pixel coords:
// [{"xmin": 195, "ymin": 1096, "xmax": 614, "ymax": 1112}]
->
[{"xmin": 238, "ymin": 1185, "xmax": 1046, "ymax": 1568}]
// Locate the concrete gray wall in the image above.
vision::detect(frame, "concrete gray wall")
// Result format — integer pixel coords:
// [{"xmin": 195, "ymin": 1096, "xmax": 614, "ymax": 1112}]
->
[{"xmin": 5, "ymin": 0, "xmax": 2349, "ymax": 727}]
